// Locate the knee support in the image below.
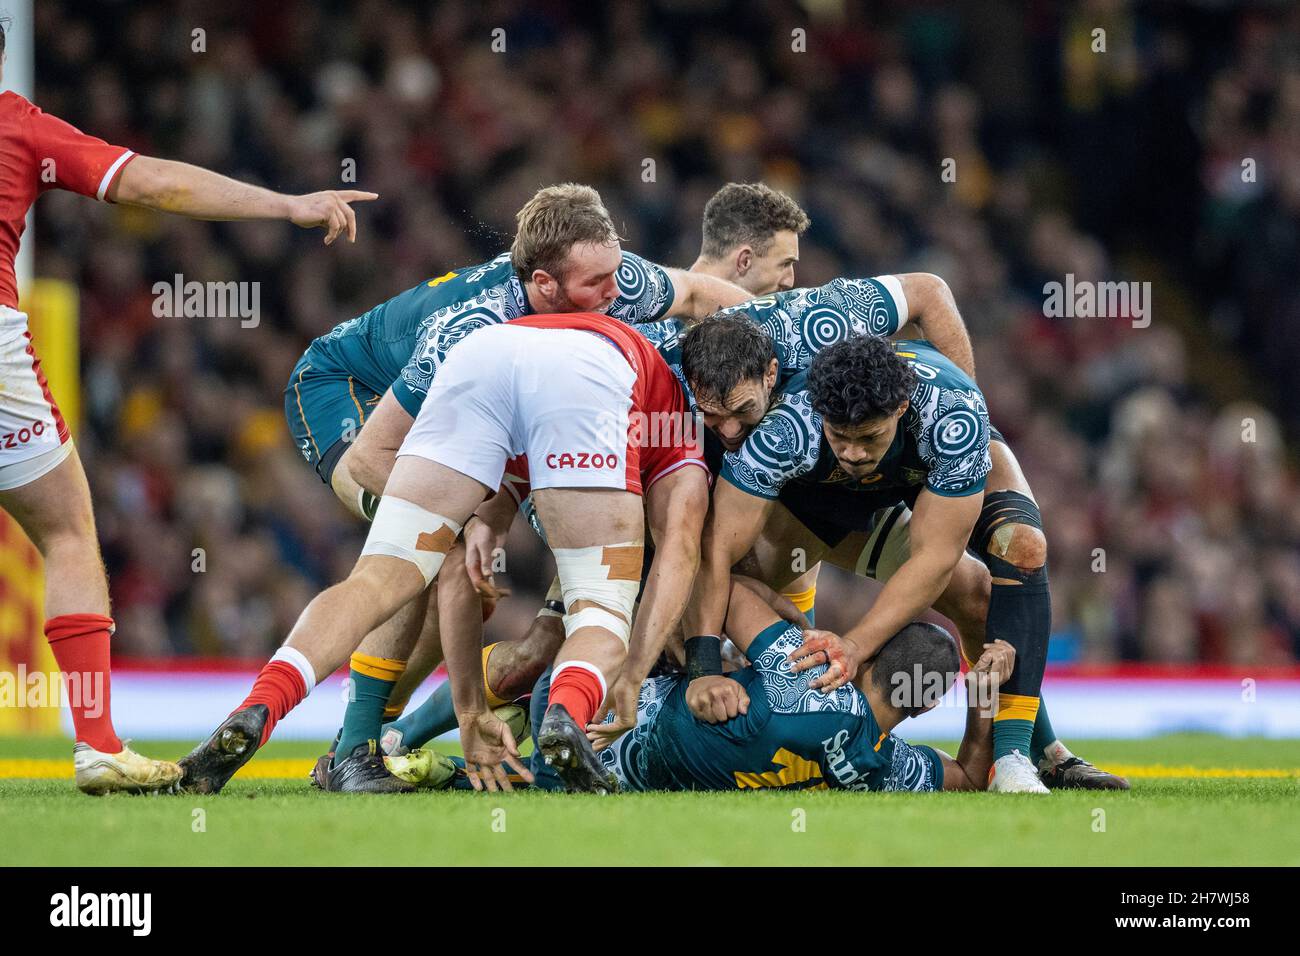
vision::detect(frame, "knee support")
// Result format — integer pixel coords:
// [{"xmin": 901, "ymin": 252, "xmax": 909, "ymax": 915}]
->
[
  {"xmin": 552, "ymin": 542, "xmax": 642, "ymax": 645},
  {"xmin": 971, "ymin": 491, "xmax": 1045, "ymax": 583},
  {"xmin": 360, "ymin": 497, "xmax": 463, "ymax": 587}
]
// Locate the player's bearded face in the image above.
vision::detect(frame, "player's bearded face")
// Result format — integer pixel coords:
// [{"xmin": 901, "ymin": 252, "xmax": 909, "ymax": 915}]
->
[
  {"xmin": 823, "ymin": 404, "xmax": 908, "ymax": 478},
  {"xmin": 542, "ymin": 241, "xmax": 623, "ymax": 313}
]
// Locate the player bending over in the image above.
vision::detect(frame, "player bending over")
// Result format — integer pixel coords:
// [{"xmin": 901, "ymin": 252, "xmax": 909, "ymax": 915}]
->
[
  {"xmin": 677, "ymin": 321, "xmax": 1126, "ymax": 791},
  {"xmin": 178, "ymin": 311, "xmax": 709, "ymax": 794},
  {"xmin": 283, "ymin": 183, "xmax": 746, "ymax": 790}
]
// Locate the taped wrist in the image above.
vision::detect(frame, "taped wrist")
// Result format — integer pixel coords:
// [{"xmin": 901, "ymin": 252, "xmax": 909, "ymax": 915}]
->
[{"xmin": 685, "ymin": 635, "xmax": 723, "ymax": 681}]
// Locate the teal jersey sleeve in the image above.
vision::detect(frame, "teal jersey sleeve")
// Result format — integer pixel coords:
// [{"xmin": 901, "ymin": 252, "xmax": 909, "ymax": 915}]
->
[
  {"xmin": 896, "ymin": 344, "xmax": 992, "ymax": 498},
  {"xmin": 721, "ymin": 275, "xmax": 908, "ymax": 374},
  {"xmin": 606, "ymin": 252, "xmax": 676, "ymax": 324},
  {"xmin": 719, "ymin": 387, "xmax": 822, "ymax": 499}
]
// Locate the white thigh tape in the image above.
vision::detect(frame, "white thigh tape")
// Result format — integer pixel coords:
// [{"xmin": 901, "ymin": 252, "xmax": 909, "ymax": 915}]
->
[
  {"xmin": 564, "ymin": 606, "xmax": 632, "ymax": 642},
  {"xmin": 360, "ymin": 496, "xmax": 462, "ymax": 587},
  {"xmin": 553, "ymin": 541, "xmax": 642, "ymax": 644}
]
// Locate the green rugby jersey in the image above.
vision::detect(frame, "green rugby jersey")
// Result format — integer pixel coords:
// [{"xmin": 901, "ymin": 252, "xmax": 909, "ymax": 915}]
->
[
  {"xmin": 305, "ymin": 251, "xmax": 676, "ymax": 416},
  {"xmin": 598, "ymin": 620, "xmax": 943, "ymax": 792},
  {"xmin": 719, "ymin": 339, "xmax": 992, "ymax": 504}
]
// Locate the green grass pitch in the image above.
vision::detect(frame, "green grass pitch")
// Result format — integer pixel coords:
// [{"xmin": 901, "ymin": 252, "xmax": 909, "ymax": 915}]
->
[{"xmin": 1, "ymin": 734, "xmax": 1297, "ymax": 866}]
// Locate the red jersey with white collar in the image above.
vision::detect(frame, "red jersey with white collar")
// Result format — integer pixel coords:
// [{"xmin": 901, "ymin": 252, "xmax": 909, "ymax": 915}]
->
[{"xmin": 0, "ymin": 91, "xmax": 137, "ymax": 308}]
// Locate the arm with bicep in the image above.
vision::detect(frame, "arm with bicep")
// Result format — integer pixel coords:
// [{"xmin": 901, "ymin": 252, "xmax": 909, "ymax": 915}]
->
[
  {"xmin": 663, "ymin": 268, "xmax": 753, "ymax": 323},
  {"xmin": 892, "ymin": 273, "xmax": 975, "ymax": 379},
  {"xmin": 680, "ymin": 482, "xmax": 776, "ymax": 723},
  {"xmin": 588, "ymin": 468, "xmax": 710, "ymax": 747}
]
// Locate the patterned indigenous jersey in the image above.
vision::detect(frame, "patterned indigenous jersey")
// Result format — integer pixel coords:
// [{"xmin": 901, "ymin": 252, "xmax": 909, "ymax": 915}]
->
[
  {"xmin": 720, "ymin": 339, "xmax": 992, "ymax": 506},
  {"xmin": 636, "ymin": 275, "xmax": 909, "ymax": 406},
  {"xmin": 0, "ymin": 92, "xmax": 138, "ymax": 309},
  {"xmin": 305, "ymin": 251, "xmax": 676, "ymax": 417},
  {"xmin": 598, "ymin": 620, "xmax": 943, "ymax": 792}
]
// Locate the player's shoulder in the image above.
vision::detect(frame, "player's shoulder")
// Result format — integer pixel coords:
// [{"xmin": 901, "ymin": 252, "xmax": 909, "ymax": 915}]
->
[
  {"xmin": 609, "ymin": 250, "xmax": 674, "ymax": 320},
  {"xmin": 410, "ymin": 253, "xmax": 526, "ymax": 320},
  {"xmin": 895, "ymin": 340, "xmax": 979, "ymax": 393},
  {"xmin": 0, "ymin": 92, "xmax": 38, "ymax": 139},
  {"xmin": 721, "ymin": 386, "xmax": 822, "ymax": 497}
]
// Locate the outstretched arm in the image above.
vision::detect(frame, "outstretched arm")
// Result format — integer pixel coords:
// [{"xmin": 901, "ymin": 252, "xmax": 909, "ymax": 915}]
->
[
  {"xmin": 109, "ymin": 155, "xmax": 377, "ymax": 244},
  {"xmin": 791, "ymin": 487, "xmax": 981, "ymax": 691}
]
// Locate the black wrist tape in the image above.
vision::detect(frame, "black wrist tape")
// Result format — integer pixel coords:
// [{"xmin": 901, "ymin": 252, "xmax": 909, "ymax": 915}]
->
[{"xmin": 685, "ymin": 635, "xmax": 723, "ymax": 681}]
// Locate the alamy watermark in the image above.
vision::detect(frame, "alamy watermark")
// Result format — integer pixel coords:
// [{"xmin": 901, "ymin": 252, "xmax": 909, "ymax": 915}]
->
[
  {"xmin": 0, "ymin": 667, "xmax": 102, "ymax": 715},
  {"xmin": 1043, "ymin": 273, "xmax": 1150, "ymax": 328},
  {"xmin": 152, "ymin": 274, "xmax": 260, "ymax": 328}
]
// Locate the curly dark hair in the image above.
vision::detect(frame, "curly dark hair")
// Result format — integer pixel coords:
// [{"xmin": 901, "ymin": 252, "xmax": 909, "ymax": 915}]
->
[
  {"xmin": 871, "ymin": 621, "xmax": 960, "ymax": 718},
  {"xmin": 808, "ymin": 335, "xmax": 916, "ymax": 426},
  {"xmin": 680, "ymin": 313, "xmax": 776, "ymax": 406},
  {"xmin": 701, "ymin": 182, "xmax": 810, "ymax": 259}
]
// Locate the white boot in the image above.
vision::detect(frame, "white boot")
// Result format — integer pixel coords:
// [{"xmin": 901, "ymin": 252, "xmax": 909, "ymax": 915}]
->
[
  {"xmin": 73, "ymin": 741, "xmax": 182, "ymax": 795},
  {"xmin": 988, "ymin": 749, "xmax": 1050, "ymax": 793}
]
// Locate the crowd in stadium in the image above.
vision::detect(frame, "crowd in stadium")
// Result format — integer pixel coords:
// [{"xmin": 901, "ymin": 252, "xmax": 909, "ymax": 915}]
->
[{"xmin": 27, "ymin": 0, "xmax": 1300, "ymax": 664}]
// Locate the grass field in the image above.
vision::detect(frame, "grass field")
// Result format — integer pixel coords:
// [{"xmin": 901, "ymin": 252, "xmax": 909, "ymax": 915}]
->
[{"xmin": 2, "ymin": 734, "xmax": 1297, "ymax": 866}]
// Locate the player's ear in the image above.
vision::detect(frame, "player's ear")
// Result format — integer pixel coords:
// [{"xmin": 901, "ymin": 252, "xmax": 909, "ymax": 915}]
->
[
  {"xmin": 735, "ymin": 246, "xmax": 752, "ymax": 275},
  {"xmin": 895, "ymin": 399, "xmax": 910, "ymax": 419},
  {"xmin": 531, "ymin": 268, "xmax": 557, "ymax": 296},
  {"xmin": 765, "ymin": 357, "xmax": 779, "ymax": 388}
]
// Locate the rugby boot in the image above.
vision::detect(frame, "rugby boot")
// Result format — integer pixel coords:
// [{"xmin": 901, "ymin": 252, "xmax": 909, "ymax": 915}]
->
[
  {"xmin": 178, "ymin": 704, "xmax": 269, "ymax": 794},
  {"xmin": 537, "ymin": 703, "xmax": 617, "ymax": 794},
  {"xmin": 318, "ymin": 740, "xmax": 416, "ymax": 793},
  {"xmin": 73, "ymin": 741, "xmax": 182, "ymax": 795},
  {"xmin": 988, "ymin": 750, "xmax": 1050, "ymax": 793},
  {"xmin": 1041, "ymin": 756, "xmax": 1130, "ymax": 790}
]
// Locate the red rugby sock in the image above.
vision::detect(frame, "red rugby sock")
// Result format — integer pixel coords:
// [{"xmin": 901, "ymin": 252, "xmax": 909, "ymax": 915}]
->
[
  {"xmin": 547, "ymin": 663, "xmax": 605, "ymax": 729},
  {"xmin": 238, "ymin": 660, "xmax": 309, "ymax": 745},
  {"xmin": 45, "ymin": 613, "xmax": 121, "ymax": 753}
]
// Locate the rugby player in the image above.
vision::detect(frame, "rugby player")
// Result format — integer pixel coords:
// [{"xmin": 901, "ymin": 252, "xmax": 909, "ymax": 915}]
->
[
  {"xmin": 278, "ymin": 183, "xmax": 748, "ymax": 790},
  {"xmin": 393, "ymin": 577, "xmax": 1015, "ymax": 794},
  {"xmin": 179, "ymin": 311, "xmax": 710, "ymax": 794},
  {"xmin": 0, "ymin": 21, "xmax": 376, "ymax": 793},
  {"xmin": 677, "ymin": 322, "xmax": 1127, "ymax": 791},
  {"xmin": 369, "ymin": 183, "xmax": 819, "ymax": 760},
  {"xmin": 373, "ymin": 238, "xmax": 979, "ymax": 760}
]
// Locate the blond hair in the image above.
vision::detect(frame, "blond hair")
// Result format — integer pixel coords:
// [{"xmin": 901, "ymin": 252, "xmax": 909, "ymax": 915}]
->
[{"xmin": 511, "ymin": 183, "xmax": 621, "ymax": 283}]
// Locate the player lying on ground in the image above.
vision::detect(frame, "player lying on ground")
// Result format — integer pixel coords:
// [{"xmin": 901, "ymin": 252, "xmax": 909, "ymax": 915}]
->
[
  {"xmin": 393, "ymin": 577, "xmax": 1015, "ymax": 793},
  {"xmin": 678, "ymin": 321, "xmax": 1127, "ymax": 791},
  {"xmin": 0, "ymin": 20, "xmax": 375, "ymax": 794},
  {"xmin": 179, "ymin": 311, "xmax": 709, "ymax": 793},
  {"xmin": 280, "ymin": 182, "xmax": 748, "ymax": 790},
  {"xmin": 361, "ymin": 269, "xmax": 978, "ymax": 765}
]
